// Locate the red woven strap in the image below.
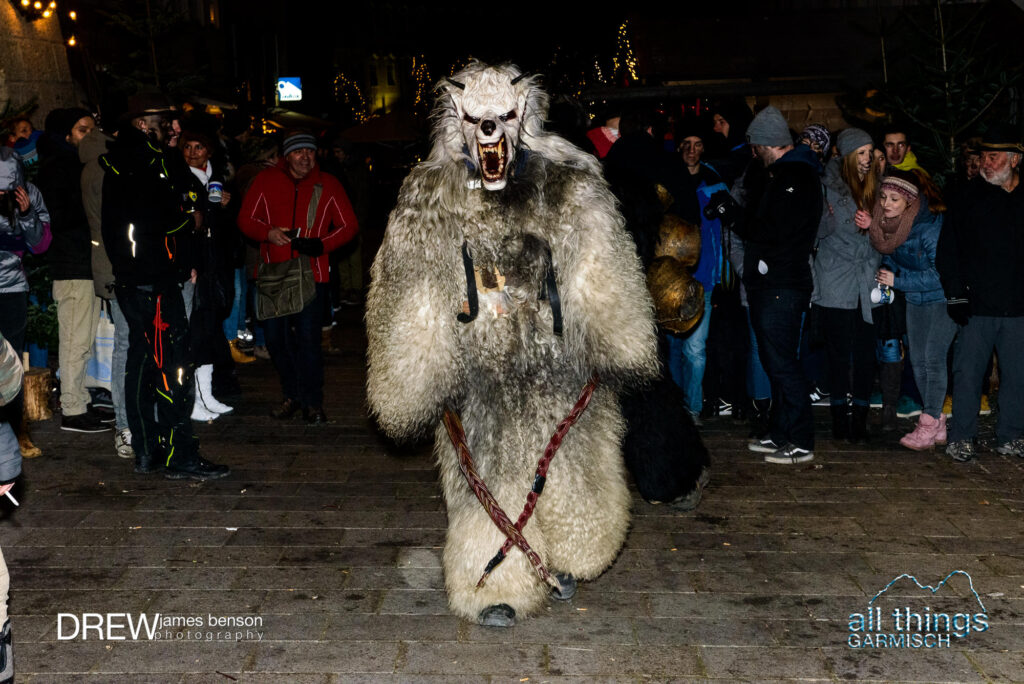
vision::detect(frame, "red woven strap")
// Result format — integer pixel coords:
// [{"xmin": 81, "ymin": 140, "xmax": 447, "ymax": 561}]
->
[{"xmin": 442, "ymin": 373, "xmax": 600, "ymax": 589}]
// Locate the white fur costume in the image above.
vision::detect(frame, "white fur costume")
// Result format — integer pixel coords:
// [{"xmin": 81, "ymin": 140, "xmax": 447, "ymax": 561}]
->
[{"xmin": 366, "ymin": 62, "xmax": 658, "ymax": 624}]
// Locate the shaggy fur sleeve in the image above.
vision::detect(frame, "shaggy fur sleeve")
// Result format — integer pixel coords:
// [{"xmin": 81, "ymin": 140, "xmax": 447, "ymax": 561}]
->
[
  {"xmin": 554, "ymin": 170, "xmax": 659, "ymax": 386},
  {"xmin": 365, "ymin": 173, "xmax": 465, "ymax": 440}
]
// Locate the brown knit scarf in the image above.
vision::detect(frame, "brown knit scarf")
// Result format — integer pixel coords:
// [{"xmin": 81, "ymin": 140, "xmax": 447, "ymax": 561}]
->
[{"xmin": 868, "ymin": 197, "xmax": 919, "ymax": 254}]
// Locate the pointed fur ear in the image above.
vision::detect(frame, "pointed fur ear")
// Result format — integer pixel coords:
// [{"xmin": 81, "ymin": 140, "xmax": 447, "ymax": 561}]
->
[{"xmin": 445, "ymin": 77, "xmax": 466, "ymax": 90}]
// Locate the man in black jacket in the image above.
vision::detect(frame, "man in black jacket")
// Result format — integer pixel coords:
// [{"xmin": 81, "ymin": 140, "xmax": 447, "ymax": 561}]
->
[
  {"xmin": 37, "ymin": 108, "xmax": 111, "ymax": 434},
  {"xmin": 101, "ymin": 115, "xmax": 229, "ymax": 480},
  {"xmin": 937, "ymin": 123, "xmax": 1024, "ymax": 462},
  {"xmin": 735, "ymin": 106, "xmax": 823, "ymax": 464}
]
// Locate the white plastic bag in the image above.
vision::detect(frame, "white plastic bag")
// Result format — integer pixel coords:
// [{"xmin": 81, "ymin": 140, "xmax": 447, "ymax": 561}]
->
[{"xmin": 84, "ymin": 305, "xmax": 115, "ymax": 390}]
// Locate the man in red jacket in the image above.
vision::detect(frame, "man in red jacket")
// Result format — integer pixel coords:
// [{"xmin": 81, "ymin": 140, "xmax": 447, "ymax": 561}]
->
[{"xmin": 237, "ymin": 130, "xmax": 358, "ymax": 424}]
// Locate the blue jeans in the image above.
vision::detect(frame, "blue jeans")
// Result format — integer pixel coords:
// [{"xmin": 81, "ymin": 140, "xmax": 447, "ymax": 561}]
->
[
  {"xmin": 108, "ymin": 299, "xmax": 130, "ymax": 431},
  {"xmin": 745, "ymin": 306, "xmax": 771, "ymax": 401},
  {"xmin": 182, "ymin": 280, "xmax": 195, "ymax": 320},
  {"xmin": 222, "ymin": 268, "xmax": 247, "ymax": 341},
  {"xmin": 748, "ymin": 288, "xmax": 814, "ymax": 450},
  {"xmin": 666, "ymin": 290, "xmax": 713, "ymax": 415},
  {"xmin": 263, "ymin": 283, "xmax": 328, "ymax": 408},
  {"xmin": 905, "ymin": 301, "xmax": 956, "ymax": 419},
  {"xmin": 950, "ymin": 315, "xmax": 1024, "ymax": 444}
]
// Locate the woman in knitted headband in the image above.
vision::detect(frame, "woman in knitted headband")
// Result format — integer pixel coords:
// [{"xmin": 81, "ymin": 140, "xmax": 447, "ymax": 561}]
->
[
  {"xmin": 869, "ymin": 170, "xmax": 920, "ymax": 255},
  {"xmin": 872, "ymin": 168, "xmax": 956, "ymax": 451}
]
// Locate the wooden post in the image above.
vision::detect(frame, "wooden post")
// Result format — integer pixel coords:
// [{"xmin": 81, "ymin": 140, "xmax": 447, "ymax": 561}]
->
[{"xmin": 23, "ymin": 367, "xmax": 52, "ymax": 422}]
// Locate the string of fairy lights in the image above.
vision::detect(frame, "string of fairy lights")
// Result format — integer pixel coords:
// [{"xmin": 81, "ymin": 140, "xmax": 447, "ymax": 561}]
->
[
  {"xmin": 613, "ymin": 20, "xmax": 639, "ymax": 83},
  {"xmin": 410, "ymin": 54, "xmax": 432, "ymax": 115},
  {"xmin": 11, "ymin": 0, "xmax": 80, "ymax": 47},
  {"xmin": 13, "ymin": 0, "xmax": 56, "ymax": 19},
  {"xmin": 329, "ymin": 20, "xmax": 639, "ymax": 123},
  {"xmin": 15, "ymin": 2, "xmax": 640, "ymax": 124},
  {"xmin": 332, "ymin": 73, "xmax": 369, "ymax": 123}
]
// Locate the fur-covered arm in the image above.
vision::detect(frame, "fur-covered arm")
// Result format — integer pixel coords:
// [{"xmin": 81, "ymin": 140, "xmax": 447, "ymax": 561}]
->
[
  {"xmin": 365, "ymin": 193, "xmax": 466, "ymax": 440},
  {"xmin": 555, "ymin": 174, "xmax": 659, "ymax": 387}
]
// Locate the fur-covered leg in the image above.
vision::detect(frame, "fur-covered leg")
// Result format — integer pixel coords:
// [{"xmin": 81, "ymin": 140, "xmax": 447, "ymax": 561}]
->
[
  {"xmin": 441, "ymin": 490, "xmax": 550, "ymax": 622},
  {"xmin": 436, "ymin": 430, "xmax": 551, "ymax": 623},
  {"xmin": 535, "ymin": 396, "xmax": 631, "ymax": 581}
]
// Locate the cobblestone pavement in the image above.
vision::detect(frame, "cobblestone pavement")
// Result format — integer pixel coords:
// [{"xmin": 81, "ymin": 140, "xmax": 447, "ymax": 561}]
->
[{"xmin": 4, "ymin": 312, "xmax": 1024, "ymax": 682}]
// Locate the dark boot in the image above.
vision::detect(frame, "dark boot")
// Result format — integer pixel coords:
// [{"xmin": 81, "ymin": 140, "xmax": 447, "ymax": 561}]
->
[
  {"xmin": 879, "ymin": 362, "xmax": 902, "ymax": 432},
  {"xmin": 164, "ymin": 456, "xmax": 230, "ymax": 481},
  {"xmin": 830, "ymin": 403, "xmax": 850, "ymax": 440},
  {"xmin": 478, "ymin": 603, "xmax": 515, "ymax": 627},
  {"xmin": 0, "ymin": 618, "xmax": 12, "ymax": 683},
  {"xmin": 748, "ymin": 398, "xmax": 771, "ymax": 439},
  {"xmin": 551, "ymin": 573, "xmax": 577, "ymax": 601},
  {"xmin": 850, "ymin": 404, "xmax": 870, "ymax": 443},
  {"xmin": 17, "ymin": 414, "xmax": 40, "ymax": 459}
]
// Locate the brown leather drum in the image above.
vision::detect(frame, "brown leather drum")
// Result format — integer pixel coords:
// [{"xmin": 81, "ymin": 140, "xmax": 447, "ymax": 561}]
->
[
  {"xmin": 654, "ymin": 214, "xmax": 701, "ymax": 267},
  {"xmin": 647, "ymin": 256, "xmax": 705, "ymax": 334}
]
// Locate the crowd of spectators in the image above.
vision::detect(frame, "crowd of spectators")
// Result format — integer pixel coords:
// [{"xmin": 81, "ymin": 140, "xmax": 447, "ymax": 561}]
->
[
  {"xmin": 1, "ymin": 94, "xmax": 1020, "ymax": 476},
  {"xmin": 1, "ymin": 97, "xmax": 360, "ymax": 483},
  {"xmin": 588, "ymin": 99, "xmax": 1023, "ymax": 466},
  {"xmin": 0, "ymin": 81, "xmax": 1021, "ymax": 683}
]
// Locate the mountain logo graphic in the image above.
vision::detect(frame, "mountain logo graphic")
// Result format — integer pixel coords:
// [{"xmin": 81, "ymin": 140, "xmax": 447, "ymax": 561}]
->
[
  {"xmin": 868, "ymin": 570, "xmax": 986, "ymax": 613},
  {"xmin": 847, "ymin": 569, "xmax": 990, "ymax": 648}
]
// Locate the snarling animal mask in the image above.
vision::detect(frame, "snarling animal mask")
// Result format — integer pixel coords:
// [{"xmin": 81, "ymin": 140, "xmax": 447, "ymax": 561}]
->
[{"xmin": 439, "ymin": 63, "xmax": 533, "ymax": 191}]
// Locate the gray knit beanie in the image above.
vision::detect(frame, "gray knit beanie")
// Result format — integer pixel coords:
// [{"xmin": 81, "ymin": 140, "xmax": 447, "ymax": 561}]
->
[
  {"xmin": 836, "ymin": 128, "xmax": 874, "ymax": 158},
  {"xmin": 745, "ymin": 106, "xmax": 792, "ymax": 147},
  {"xmin": 282, "ymin": 130, "xmax": 317, "ymax": 156}
]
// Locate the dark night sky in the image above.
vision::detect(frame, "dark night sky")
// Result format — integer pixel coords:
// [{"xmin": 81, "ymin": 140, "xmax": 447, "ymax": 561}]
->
[{"xmin": 67, "ymin": 0, "xmax": 1024, "ymax": 121}]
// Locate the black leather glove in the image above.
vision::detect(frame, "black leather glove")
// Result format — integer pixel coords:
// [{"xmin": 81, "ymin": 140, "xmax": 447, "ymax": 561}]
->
[
  {"xmin": 290, "ymin": 237, "xmax": 324, "ymax": 257},
  {"xmin": 946, "ymin": 297, "xmax": 971, "ymax": 327},
  {"xmin": 703, "ymin": 189, "xmax": 740, "ymax": 228}
]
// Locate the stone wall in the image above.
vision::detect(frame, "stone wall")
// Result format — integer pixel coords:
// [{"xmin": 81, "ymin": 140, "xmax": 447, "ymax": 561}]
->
[
  {"xmin": 0, "ymin": 2, "xmax": 76, "ymax": 127},
  {"xmin": 763, "ymin": 93, "xmax": 848, "ymax": 136}
]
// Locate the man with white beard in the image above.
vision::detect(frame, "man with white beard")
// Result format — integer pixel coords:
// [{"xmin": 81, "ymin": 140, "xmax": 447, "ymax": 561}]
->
[{"xmin": 937, "ymin": 123, "xmax": 1024, "ymax": 462}]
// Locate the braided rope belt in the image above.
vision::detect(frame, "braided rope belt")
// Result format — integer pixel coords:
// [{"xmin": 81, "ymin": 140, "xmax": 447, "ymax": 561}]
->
[{"xmin": 442, "ymin": 374, "xmax": 600, "ymax": 590}]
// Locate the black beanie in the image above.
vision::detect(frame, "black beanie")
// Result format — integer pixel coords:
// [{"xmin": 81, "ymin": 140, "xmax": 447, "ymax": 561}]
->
[{"xmin": 44, "ymin": 107, "xmax": 93, "ymax": 139}]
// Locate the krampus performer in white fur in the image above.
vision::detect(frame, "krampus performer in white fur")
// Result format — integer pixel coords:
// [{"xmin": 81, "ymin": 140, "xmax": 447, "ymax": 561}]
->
[{"xmin": 366, "ymin": 61, "xmax": 658, "ymax": 627}]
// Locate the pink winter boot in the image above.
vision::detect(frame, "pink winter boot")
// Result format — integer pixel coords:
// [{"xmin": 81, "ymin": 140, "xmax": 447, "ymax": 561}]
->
[
  {"xmin": 900, "ymin": 413, "xmax": 940, "ymax": 451},
  {"xmin": 934, "ymin": 413, "xmax": 947, "ymax": 446}
]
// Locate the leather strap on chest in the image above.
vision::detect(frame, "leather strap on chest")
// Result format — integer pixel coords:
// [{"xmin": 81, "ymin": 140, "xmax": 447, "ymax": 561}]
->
[{"xmin": 456, "ymin": 240, "xmax": 563, "ymax": 336}]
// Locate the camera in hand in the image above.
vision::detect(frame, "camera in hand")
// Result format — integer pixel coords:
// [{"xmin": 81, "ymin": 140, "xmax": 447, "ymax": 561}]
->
[{"xmin": 702, "ymin": 189, "xmax": 739, "ymax": 227}]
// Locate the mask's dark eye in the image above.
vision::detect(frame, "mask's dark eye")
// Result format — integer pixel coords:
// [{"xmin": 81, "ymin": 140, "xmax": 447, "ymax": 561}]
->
[
  {"xmin": 463, "ymin": 113, "xmax": 480, "ymax": 125},
  {"xmin": 499, "ymin": 110, "xmax": 517, "ymax": 122}
]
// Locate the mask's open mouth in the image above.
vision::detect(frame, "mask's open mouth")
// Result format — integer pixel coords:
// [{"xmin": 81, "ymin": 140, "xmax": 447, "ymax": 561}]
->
[{"xmin": 478, "ymin": 137, "xmax": 507, "ymax": 183}]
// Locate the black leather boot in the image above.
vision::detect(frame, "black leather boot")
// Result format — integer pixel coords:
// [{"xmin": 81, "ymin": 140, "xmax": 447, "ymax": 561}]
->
[
  {"xmin": 0, "ymin": 619, "xmax": 12, "ymax": 683},
  {"xmin": 850, "ymin": 404, "xmax": 870, "ymax": 443},
  {"xmin": 830, "ymin": 404, "xmax": 850, "ymax": 440}
]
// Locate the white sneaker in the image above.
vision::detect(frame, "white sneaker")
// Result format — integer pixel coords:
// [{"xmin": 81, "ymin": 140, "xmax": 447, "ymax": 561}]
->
[
  {"xmin": 995, "ymin": 439, "xmax": 1024, "ymax": 458},
  {"xmin": 809, "ymin": 386, "xmax": 831, "ymax": 406},
  {"xmin": 114, "ymin": 428, "xmax": 134, "ymax": 459},
  {"xmin": 748, "ymin": 437, "xmax": 782, "ymax": 453},
  {"xmin": 764, "ymin": 443, "xmax": 814, "ymax": 464}
]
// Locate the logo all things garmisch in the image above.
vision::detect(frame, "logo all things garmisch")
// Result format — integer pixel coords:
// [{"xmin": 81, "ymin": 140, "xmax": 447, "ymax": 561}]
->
[{"xmin": 847, "ymin": 571, "xmax": 989, "ymax": 649}]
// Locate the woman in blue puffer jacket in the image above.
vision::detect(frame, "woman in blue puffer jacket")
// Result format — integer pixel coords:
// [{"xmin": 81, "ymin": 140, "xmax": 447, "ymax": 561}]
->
[{"xmin": 871, "ymin": 169, "xmax": 954, "ymax": 451}]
